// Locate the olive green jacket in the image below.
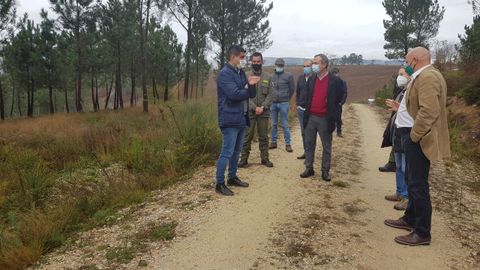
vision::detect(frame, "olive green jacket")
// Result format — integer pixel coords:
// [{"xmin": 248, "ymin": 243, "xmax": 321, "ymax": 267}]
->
[{"xmin": 248, "ymin": 71, "xmax": 273, "ymax": 118}]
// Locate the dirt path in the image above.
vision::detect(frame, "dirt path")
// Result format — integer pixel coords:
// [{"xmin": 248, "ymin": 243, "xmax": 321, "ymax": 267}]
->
[
  {"xmin": 145, "ymin": 104, "xmax": 470, "ymax": 269},
  {"xmin": 147, "ymin": 116, "xmax": 308, "ymax": 269},
  {"xmin": 344, "ymin": 104, "xmax": 468, "ymax": 269},
  {"xmin": 36, "ymin": 104, "xmax": 474, "ymax": 270}
]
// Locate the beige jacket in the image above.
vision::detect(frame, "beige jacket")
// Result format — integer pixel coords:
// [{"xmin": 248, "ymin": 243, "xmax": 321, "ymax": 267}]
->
[{"xmin": 406, "ymin": 66, "xmax": 451, "ymax": 161}]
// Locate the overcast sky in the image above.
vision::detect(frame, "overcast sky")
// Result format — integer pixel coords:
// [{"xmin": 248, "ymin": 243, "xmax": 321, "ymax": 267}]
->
[{"xmin": 16, "ymin": 0, "xmax": 474, "ymax": 60}]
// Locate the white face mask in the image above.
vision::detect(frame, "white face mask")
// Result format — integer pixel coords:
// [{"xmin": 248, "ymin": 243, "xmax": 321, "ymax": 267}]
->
[
  {"xmin": 396, "ymin": 75, "xmax": 408, "ymax": 87},
  {"xmin": 312, "ymin": 64, "xmax": 320, "ymax": 73},
  {"xmin": 238, "ymin": 59, "xmax": 247, "ymax": 69}
]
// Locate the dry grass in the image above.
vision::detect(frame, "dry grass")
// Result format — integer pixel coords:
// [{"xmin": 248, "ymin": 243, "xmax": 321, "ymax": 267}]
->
[{"xmin": 0, "ymin": 102, "xmax": 220, "ymax": 269}]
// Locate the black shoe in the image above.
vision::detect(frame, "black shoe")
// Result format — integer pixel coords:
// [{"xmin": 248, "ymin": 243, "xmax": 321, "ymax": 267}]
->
[
  {"xmin": 215, "ymin": 183, "xmax": 234, "ymax": 196},
  {"xmin": 297, "ymin": 154, "xmax": 306, "ymax": 159},
  {"xmin": 322, "ymin": 171, "xmax": 332, "ymax": 181},
  {"xmin": 238, "ymin": 159, "xmax": 248, "ymax": 168},
  {"xmin": 227, "ymin": 176, "xmax": 249, "ymax": 187},
  {"xmin": 337, "ymin": 133, "xmax": 343, "ymax": 138},
  {"xmin": 379, "ymin": 162, "xmax": 396, "ymax": 172},
  {"xmin": 300, "ymin": 168, "xmax": 315, "ymax": 178},
  {"xmin": 261, "ymin": 159, "xmax": 274, "ymax": 167}
]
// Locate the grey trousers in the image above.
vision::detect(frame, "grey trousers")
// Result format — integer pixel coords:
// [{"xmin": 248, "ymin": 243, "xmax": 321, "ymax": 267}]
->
[{"xmin": 305, "ymin": 115, "xmax": 332, "ymax": 172}]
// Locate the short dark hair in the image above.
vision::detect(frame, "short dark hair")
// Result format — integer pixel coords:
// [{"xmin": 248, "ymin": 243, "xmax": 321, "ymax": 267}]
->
[
  {"xmin": 250, "ymin": 52, "xmax": 263, "ymax": 61},
  {"xmin": 227, "ymin": 45, "xmax": 246, "ymax": 60},
  {"xmin": 314, "ymin": 53, "xmax": 329, "ymax": 68}
]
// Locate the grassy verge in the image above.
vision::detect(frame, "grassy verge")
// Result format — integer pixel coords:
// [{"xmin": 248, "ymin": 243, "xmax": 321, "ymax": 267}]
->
[{"xmin": 0, "ymin": 102, "xmax": 220, "ymax": 269}]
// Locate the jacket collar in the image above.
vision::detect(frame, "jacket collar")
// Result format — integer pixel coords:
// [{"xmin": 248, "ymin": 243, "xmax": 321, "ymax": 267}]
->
[{"xmin": 226, "ymin": 63, "xmax": 240, "ymax": 73}]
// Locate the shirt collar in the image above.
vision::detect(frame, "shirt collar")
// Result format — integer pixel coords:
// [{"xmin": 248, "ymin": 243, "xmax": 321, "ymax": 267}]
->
[
  {"xmin": 317, "ymin": 72, "xmax": 329, "ymax": 81},
  {"xmin": 411, "ymin": 64, "xmax": 431, "ymax": 80}
]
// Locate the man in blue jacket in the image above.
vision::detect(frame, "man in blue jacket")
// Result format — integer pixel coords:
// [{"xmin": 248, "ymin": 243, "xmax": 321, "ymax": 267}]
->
[{"xmin": 215, "ymin": 45, "xmax": 259, "ymax": 196}]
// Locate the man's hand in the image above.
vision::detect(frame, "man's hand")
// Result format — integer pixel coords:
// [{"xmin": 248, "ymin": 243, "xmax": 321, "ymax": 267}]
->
[
  {"xmin": 385, "ymin": 99, "xmax": 400, "ymax": 112},
  {"xmin": 255, "ymin": 106, "xmax": 264, "ymax": 115},
  {"xmin": 248, "ymin": 75, "xmax": 261, "ymax": 86}
]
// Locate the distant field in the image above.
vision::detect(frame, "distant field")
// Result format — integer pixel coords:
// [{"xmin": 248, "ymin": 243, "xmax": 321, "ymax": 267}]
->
[{"xmin": 203, "ymin": 65, "xmax": 400, "ymax": 103}]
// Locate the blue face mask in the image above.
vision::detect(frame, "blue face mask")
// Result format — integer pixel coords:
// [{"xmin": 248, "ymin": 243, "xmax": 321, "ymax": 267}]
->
[
  {"xmin": 312, "ymin": 64, "xmax": 320, "ymax": 73},
  {"xmin": 303, "ymin": 67, "xmax": 312, "ymax": 75},
  {"xmin": 275, "ymin": 67, "xmax": 284, "ymax": 73}
]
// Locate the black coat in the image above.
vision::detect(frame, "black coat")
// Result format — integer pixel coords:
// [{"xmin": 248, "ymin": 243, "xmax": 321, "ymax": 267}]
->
[
  {"xmin": 303, "ymin": 73, "xmax": 344, "ymax": 133},
  {"xmin": 381, "ymin": 88, "xmax": 406, "ymax": 151}
]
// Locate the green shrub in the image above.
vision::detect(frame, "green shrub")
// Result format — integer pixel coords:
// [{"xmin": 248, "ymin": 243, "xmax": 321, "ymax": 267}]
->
[
  {"xmin": 374, "ymin": 83, "xmax": 394, "ymax": 108},
  {"xmin": 0, "ymin": 102, "xmax": 221, "ymax": 269},
  {"xmin": 458, "ymin": 77, "xmax": 480, "ymax": 106}
]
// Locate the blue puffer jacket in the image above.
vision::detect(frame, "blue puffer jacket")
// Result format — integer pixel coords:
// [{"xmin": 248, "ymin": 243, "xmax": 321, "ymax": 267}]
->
[{"xmin": 217, "ymin": 64, "xmax": 257, "ymax": 128}]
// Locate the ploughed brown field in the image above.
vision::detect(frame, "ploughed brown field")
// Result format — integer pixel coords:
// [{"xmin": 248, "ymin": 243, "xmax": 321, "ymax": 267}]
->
[{"xmin": 204, "ymin": 65, "xmax": 400, "ymax": 103}]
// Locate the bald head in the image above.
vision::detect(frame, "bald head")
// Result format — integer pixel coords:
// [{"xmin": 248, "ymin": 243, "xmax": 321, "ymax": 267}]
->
[{"xmin": 405, "ymin": 47, "xmax": 431, "ymax": 72}]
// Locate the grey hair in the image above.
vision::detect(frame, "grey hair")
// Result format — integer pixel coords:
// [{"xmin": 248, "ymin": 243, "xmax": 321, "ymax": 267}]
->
[
  {"xmin": 314, "ymin": 53, "xmax": 329, "ymax": 67},
  {"xmin": 304, "ymin": 59, "xmax": 313, "ymax": 65}
]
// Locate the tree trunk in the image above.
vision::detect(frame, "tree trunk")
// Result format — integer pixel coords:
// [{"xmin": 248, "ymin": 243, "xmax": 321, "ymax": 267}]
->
[
  {"xmin": 219, "ymin": 2, "xmax": 226, "ymax": 68},
  {"xmin": 201, "ymin": 75, "xmax": 205, "ymax": 97},
  {"xmin": 190, "ymin": 72, "xmax": 194, "ymax": 99},
  {"xmin": 130, "ymin": 65, "xmax": 136, "ymax": 107},
  {"xmin": 54, "ymin": 88, "xmax": 57, "ymax": 112},
  {"xmin": 163, "ymin": 73, "xmax": 169, "ymax": 102},
  {"xmin": 95, "ymin": 76, "xmax": 99, "ymax": 111},
  {"xmin": 152, "ymin": 77, "xmax": 157, "ymax": 104},
  {"xmin": 49, "ymin": 84, "xmax": 55, "ymax": 114},
  {"xmin": 177, "ymin": 81, "xmax": 180, "ymax": 101},
  {"xmin": 76, "ymin": 27, "xmax": 83, "ymax": 112},
  {"xmin": 139, "ymin": 0, "xmax": 151, "ymax": 113},
  {"xmin": 17, "ymin": 86, "xmax": 22, "ymax": 116},
  {"xmin": 196, "ymin": 54, "xmax": 200, "ymax": 99},
  {"xmin": 117, "ymin": 42, "xmax": 124, "ymax": 109},
  {"xmin": 91, "ymin": 69, "xmax": 97, "ymax": 112},
  {"xmin": 28, "ymin": 79, "xmax": 35, "ymax": 117},
  {"xmin": 64, "ymin": 87, "xmax": 70, "ymax": 113},
  {"xmin": 0, "ymin": 78, "xmax": 4, "ymax": 120},
  {"xmin": 10, "ymin": 84, "xmax": 15, "ymax": 117},
  {"xmin": 183, "ymin": 3, "xmax": 193, "ymax": 101},
  {"xmin": 27, "ymin": 68, "xmax": 34, "ymax": 117},
  {"xmin": 105, "ymin": 75, "xmax": 114, "ymax": 109},
  {"xmin": 114, "ymin": 74, "xmax": 119, "ymax": 110}
]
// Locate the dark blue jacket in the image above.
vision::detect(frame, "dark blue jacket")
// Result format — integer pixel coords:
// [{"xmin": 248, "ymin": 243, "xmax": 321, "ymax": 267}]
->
[
  {"xmin": 217, "ymin": 64, "xmax": 257, "ymax": 128},
  {"xmin": 296, "ymin": 73, "xmax": 312, "ymax": 108},
  {"xmin": 340, "ymin": 78, "xmax": 348, "ymax": 105}
]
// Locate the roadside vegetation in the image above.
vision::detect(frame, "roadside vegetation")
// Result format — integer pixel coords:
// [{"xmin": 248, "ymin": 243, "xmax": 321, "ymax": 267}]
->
[{"xmin": 0, "ymin": 102, "xmax": 220, "ymax": 269}]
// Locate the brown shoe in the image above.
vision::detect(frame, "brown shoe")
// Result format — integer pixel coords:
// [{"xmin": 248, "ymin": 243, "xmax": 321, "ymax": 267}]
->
[
  {"xmin": 285, "ymin": 145, "xmax": 293, "ymax": 152},
  {"xmin": 394, "ymin": 232, "xmax": 431, "ymax": 246},
  {"xmin": 385, "ymin": 194, "xmax": 402, "ymax": 202},
  {"xmin": 384, "ymin": 218, "xmax": 414, "ymax": 231},
  {"xmin": 269, "ymin": 143, "xmax": 277, "ymax": 149},
  {"xmin": 394, "ymin": 198, "xmax": 408, "ymax": 211}
]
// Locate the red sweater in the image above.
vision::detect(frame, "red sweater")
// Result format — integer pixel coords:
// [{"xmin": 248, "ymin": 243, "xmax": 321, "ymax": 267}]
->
[{"xmin": 310, "ymin": 75, "xmax": 329, "ymax": 117}]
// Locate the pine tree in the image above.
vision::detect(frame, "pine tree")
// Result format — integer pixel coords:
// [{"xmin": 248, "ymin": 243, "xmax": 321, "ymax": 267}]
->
[{"xmin": 383, "ymin": 0, "xmax": 445, "ymax": 59}]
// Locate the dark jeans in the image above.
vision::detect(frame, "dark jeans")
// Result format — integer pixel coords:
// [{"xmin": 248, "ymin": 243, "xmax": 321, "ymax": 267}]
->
[
  {"xmin": 305, "ymin": 115, "xmax": 332, "ymax": 172},
  {"xmin": 297, "ymin": 108, "xmax": 306, "ymax": 152},
  {"xmin": 336, "ymin": 105, "xmax": 343, "ymax": 134},
  {"xmin": 216, "ymin": 127, "xmax": 245, "ymax": 184},
  {"xmin": 400, "ymin": 129, "xmax": 432, "ymax": 238},
  {"xmin": 240, "ymin": 116, "xmax": 270, "ymax": 162}
]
